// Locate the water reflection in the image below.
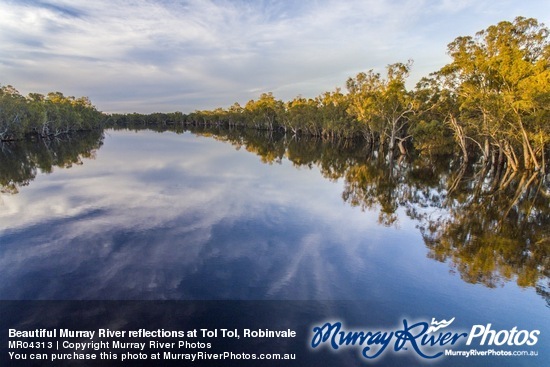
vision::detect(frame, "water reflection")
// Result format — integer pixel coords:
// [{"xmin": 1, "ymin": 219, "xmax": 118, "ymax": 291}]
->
[
  {"xmin": 0, "ymin": 130, "xmax": 104, "ymax": 194},
  {"xmin": 342, "ymin": 157, "xmax": 549, "ymax": 292},
  {"xmin": 1, "ymin": 131, "xmax": 378, "ymax": 301},
  {"xmin": 0, "ymin": 128, "xmax": 548, "ymax": 308},
  {"xmin": 185, "ymin": 126, "xmax": 549, "ymax": 298}
]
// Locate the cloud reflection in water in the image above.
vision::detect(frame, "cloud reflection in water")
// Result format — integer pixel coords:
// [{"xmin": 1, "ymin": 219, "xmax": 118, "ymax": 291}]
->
[{"xmin": 1, "ymin": 130, "xmax": 395, "ymax": 300}]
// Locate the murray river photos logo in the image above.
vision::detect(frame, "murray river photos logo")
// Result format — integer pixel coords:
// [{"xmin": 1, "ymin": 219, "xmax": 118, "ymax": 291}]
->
[{"xmin": 310, "ymin": 317, "xmax": 540, "ymax": 360}]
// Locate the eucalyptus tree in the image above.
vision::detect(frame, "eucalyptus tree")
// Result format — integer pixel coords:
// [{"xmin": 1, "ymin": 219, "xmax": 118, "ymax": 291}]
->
[
  {"xmin": 227, "ymin": 102, "xmax": 245, "ymax": 127},
  {"xmin": 346, "ymin": 69, "xmax": 383, "ymax": 144},
  {"xmin": 316, "ymin": 89, "xmax": 356, "ymax": 139},
  {"xmin": 43, "ymin": 92, "xmax": 77, "ymax": 136},
  {"xmin": 381, "ymin": 61, "xmax": 416, "ymax": 156},
  {"xmin": 413, "ymin": 75, "xmax": 472, "ymax": 161},
  {"xmin": 346, "ymin": 61, "xmax": 415, "ymax": 157},
  {"xmin": 284, "ymin": 96, "xmax": 319, "ymax": 135},
  {"xmin": 439, "ymin": 16, "xmax": 550, "ymax": 172},
  {"xmin": 0, "ymin": 85, "xmax": 28, "ymax": 140},
  {"xmin": 1, "ymin": 84, "xmax": 103, "ymax": 140},
  {"xmin": 244, "ymin": 93, "xmax": 285, "ymax": 130}
]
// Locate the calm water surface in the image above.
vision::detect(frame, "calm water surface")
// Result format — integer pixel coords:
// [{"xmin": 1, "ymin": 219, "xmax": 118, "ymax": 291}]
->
[{"xmin": 0, "ymin": 129, "xmax": 547, "ymax": 366}]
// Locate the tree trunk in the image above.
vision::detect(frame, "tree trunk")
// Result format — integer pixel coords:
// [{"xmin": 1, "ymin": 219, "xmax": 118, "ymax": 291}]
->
[
  {"xmin": 397, "ymin": 138, "xmax": 407, "ymax": 155},
  {"xmin": 516, "ymin": 113, "xmax": 539, "ymax": 170},
  {"xmin": 448, "ymin": 114, "xmax": 469, "ymax": 164},
  {"xmin": 503, "ymin": 141, "xmax": 519, "ymax": 172}
]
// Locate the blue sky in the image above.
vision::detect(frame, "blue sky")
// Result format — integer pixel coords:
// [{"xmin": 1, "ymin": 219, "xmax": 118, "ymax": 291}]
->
[{"xmin": 1, "ymin": 0, "xmax": 549, "ymax": 113}]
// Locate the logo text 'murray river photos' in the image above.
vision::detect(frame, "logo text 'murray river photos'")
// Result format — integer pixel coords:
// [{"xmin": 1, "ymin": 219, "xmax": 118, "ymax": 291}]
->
[{"xmin": 310, "ymin": 317, "xmax": 540, "ymax": 360}]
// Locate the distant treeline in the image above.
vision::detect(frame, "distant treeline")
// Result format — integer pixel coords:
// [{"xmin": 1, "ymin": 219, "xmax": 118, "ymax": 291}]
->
[
  {"xmin": 2, "ymin": 17, "xmax": 549, "ymax": 173},
  {"xmin": 0, "ymin": 85, "xmax": 103, "ymax": 140},
  {"xmin": 107, "ymin": 17, "xmax": 550, "ymax": 173}
]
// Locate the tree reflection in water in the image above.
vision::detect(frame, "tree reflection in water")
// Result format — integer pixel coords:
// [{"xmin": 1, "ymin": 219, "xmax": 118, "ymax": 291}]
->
[
  {"xmin": 1, "ymin": 127, "xmax": 547, "ymax": 305},
  {"xmin": 188, "ymin": 126, "xmax": 549, "ymax": 302},
  {"xmin": 0, "ymin": 130, "xmax": 104, "ymax": 194}
]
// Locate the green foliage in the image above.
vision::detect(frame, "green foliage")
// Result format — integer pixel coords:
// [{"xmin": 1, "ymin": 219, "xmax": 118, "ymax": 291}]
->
[
  {"xmin": 6, "ymin": 16, "xmax": 546, "ymax": 173},
  {"xmin": 438, "ymin": 16, "xmax": 550, "ymax": 171},
  {"xmin": 409, "ymin": 119, "xmax": 454, "ymax": 156},
  {"xmin": 0, "ymin": 85, "xmax": 103, "ymax": 141},
  {"xmin": 0, "ymin": 85, "xmax": 29, "ymax": 140}
]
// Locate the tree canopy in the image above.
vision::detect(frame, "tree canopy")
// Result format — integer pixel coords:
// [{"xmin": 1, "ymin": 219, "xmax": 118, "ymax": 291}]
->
[
  {"xmin": 0, "ymin": 85, "xmax": 103, "ymax": 141},
  {"xmin": 3, "ymin": 17, "xmax": 549, "ymax": 175}
]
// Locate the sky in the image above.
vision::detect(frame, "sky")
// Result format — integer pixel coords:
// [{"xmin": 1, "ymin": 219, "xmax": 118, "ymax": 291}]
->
[{"xmin": 0, "ymin": 0, "xmax": 549, "ymax": 114}]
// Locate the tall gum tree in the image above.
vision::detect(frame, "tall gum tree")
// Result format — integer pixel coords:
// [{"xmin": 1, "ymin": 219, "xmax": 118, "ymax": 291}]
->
[
  {"xmin": 440, "ymin": 16, "xmax": 549, "ymax": 171},
  {"xmin": 346, "ymin": 61, "xmax": 415, "ymax": 158},
  {"xmin": 383, "ymin": 61, "xmax": 415, "ymax": 157}
]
